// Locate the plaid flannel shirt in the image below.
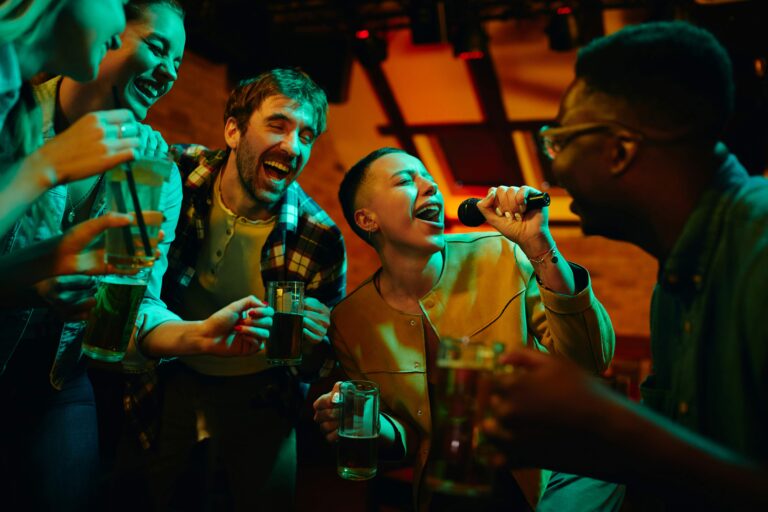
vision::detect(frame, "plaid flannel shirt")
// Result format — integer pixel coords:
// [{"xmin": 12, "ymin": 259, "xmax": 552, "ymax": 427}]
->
[{"xmin": 163, "ymin": 143, "xmax": 347, "ymax": 310}]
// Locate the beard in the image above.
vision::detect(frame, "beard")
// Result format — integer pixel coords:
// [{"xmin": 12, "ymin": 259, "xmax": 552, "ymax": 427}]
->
[{"xmin": 235, "ymin": 136, "xmax": 262, "ymax": 203}]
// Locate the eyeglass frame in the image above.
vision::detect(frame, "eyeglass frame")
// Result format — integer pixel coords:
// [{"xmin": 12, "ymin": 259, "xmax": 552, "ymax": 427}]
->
[{"xmin": 537, "ymin": 121, "xmax": 644, "ymax": 161}]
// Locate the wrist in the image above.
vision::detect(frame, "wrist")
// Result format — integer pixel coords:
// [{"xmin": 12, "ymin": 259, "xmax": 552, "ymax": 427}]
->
[
  {"xmin": 520, "ymin": 232, "xmax": 556, "ymax": 260},
  {"xmin": 25, "ymin": 151, "xmax": 58, "ymax": 191},
  {"xmin": 182, "ymin": 320, "xmax": 208, "ymax": 355}
]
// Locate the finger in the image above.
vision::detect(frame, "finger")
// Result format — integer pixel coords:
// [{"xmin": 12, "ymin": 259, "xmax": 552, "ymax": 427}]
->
[
  {"xmin": 233, "ymin": 325, "xmax": 270, "ymax": 340},
  {"xmin": 303, "ymin": 315, "xmax": 327, "ymax": 338},
  {"xmin": 97, "ymin": 109, "xmax": 139, "ymax": 125},
  {"xmin": 226, "ymin": 295, "xmax": 264, "ymax": 316},
  {"xmin": 476, "ymin": 187, "xmax": 497, "ymax": 210},
  {"xmin": 67, "ymin": 213, "xmax": 133, "ymax": 248},
  {"xmin": 246, "ymin": 305, "xmax": 272, "ymax": 319}
]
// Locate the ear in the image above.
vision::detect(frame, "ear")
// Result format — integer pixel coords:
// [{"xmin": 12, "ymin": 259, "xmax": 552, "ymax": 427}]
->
[
  {"xmin": 224, "ymin": 117, "xmax": 241, "ymax": 150},
  {"xmin": 609, "ymin": 135, "xmax": 641, "ymax": 176},
  {"xmin": 354, "ymin": 208, "xmax": 378, "ymax": 233}
]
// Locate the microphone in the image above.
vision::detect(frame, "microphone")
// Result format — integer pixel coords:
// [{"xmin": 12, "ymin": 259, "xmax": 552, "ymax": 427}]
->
[{"xmin": 458, "ymin": 192, "xmax": 550, "ymax": 227}]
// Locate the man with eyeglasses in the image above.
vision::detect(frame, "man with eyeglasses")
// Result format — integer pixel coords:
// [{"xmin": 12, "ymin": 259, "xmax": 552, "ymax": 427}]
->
[{"xmin": 484, "ymin": 21, "xmax": 768, "ymax": 510}]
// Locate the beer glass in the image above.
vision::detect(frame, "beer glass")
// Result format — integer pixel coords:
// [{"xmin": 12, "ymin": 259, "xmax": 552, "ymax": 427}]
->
[
  {"xmin": 105, "ymin": 158, "xmax": 171, "ymax": 270},
  {"xmin": 427, "ymin": 337, "xmax": 500, "ymax": 496},
  {"xmin": 266, "ymin": 281, "xmax": 304, "ymax": 366},
  {"xmin": 337, "ymin": 380, "xmax": 379, "ymax": 481},
  {"xmin": 81, "ymin": 268, "xmax": 150, "ymax": 362}
]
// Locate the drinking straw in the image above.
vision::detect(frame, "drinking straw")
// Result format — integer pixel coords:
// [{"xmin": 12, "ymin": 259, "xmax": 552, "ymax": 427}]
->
[
  {"xmin": 108, "ymin": 181, "xmax": 135, "ymax": 256},
  {"xmin": 113, "ymin": 87, "xmax": 153, "ymax": 258}
]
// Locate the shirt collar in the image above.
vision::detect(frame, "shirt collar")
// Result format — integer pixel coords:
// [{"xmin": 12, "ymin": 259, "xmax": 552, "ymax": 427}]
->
[
  {"xmin": 188, "ymin": 148, "xmax": 300, "ymax": 233},
  {"xmin": 660, "ymin": 145, "xmax": 749, "ymax": 292}
]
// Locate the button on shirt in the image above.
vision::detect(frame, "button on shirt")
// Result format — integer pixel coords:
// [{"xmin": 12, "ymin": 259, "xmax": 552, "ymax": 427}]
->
[{"xmin": 180, "ymin": 172, "xmax": 275, "ymax": 376}]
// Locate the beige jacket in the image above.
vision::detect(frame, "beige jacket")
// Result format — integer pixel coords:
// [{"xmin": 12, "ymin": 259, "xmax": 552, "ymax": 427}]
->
[{"xmin": 331, "ymin": 232, "xmax": 615, "ymax": 509}]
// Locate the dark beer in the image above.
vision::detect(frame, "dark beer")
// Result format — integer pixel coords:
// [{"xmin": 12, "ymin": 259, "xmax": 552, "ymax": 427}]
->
[
  {"xmin": 267, "ymin": 311, "xmax": 303, "ymax": 365},
  {"xmin": 337, "ymin": 433, "xmax": 378, "ymax": 481},
  {"xmin": 82, "ymin": 275, "xmax": 147, "ymax": 362},
  {"xmin": 428, "ymin": 362, "xmax": 493, "ymax": 495}
]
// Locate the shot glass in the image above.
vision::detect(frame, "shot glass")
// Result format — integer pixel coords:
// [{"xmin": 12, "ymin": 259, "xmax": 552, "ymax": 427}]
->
[
  {"xmin": 337, "ymin": 380, "xmax": 380, "ymax": 481},
  {"xmin": 265, "ymin": 281, "xmax": 304, "ymax": 366}
]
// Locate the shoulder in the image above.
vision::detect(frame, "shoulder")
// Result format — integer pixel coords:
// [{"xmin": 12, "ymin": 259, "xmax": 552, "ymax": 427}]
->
[
  {"xmin": 331, "ymin": 275, "xmax": 377, "ymax": 320},
  {"xmin": 294, "ymin": 183, "xmax": 343, "ymax": 239},
  {"xmin": 169, "ymin": 144, "xmax": 226, "ymax": 183}
]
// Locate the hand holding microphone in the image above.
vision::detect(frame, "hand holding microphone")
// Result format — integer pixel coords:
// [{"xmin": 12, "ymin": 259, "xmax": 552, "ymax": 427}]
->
[
  {"xmin": 460, "ymin": 186, "xmax": 552, "ymax": 247},
  {"xmin": 458, "ymin": 191, "xmax": 550, "ymax": 227}
]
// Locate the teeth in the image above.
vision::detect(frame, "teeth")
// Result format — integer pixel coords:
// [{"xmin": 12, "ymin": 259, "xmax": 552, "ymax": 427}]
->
[
  {"xmin": 415, "ymin": 204, "xmax": 441, "ymax": 221},
  {"xmin": 135, "ymin": 79, "xmax": 160, "ymax": 98},
  {"xmin": 264, "ymin": 160, "xmax": 290, "ymax": 174}
]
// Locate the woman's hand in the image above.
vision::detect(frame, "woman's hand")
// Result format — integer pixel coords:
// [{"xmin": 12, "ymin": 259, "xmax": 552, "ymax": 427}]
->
[
  {"xmin": 313, "ymin": 381, "xmax": 343, "ymax": 442},
  {"xmin": 476, "ymin": 185, "xmax": 555, "ymax": 257},
  {"xmin": 34, "ymin": 274, "xmax": 99, "ymax": 321},
  {"xmin": 31, "ymin": 109, "xmax": 140, "ymax": 188}
]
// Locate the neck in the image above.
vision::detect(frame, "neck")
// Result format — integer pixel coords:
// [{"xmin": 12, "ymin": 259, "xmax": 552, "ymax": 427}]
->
[
  {"xmin": 57, "ymin": 77, "xmax": 109, "ymax": 131},
  {"xmin": 220, "ymin": 153, "xmax": 275, "ymax": 221},
  {"xmin": 378, "ymin": 245, "xmax": 444, "ymax": 308},
  {"xmin": 629, "ymin": 148, "xmax": 720, "ymax": 262}
]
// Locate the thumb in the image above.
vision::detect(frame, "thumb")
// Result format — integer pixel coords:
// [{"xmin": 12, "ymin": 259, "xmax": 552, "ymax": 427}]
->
[
  {"xmin": 499, "ymin": 348, "xmax": 551, "ymax": 369},
  {"xmin": 227, "ymin": 294, "xmax": 262, "ymax": 314}
]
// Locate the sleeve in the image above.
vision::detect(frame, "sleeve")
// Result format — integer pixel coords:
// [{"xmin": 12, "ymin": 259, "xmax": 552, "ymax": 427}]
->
[
  {"xmin": 123, "ymin": 163, "xmax": 183, "ymax": 370},
  {"xmin": 306, "ymin": 227, "xmax": 347, "ymax": 308},
  {"xmin": 296, "ymin": 229, "xmax": 347, "ymax": 381},
  {"xmin": 331, "ymin": 320, "xmax": 412, "ymax": 462},
  {"xmin": 521, "ymin": 245, "xmax": 615, "ymax": 374}
]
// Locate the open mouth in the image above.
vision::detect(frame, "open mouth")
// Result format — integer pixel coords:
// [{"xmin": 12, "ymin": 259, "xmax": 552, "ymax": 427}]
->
[
  {"xmin": 263, "ymin": 159, "xmax": 292, "ymax": 181},
  {"xmin": 414, "ymin": 203, "xmax": 442, "ymax": 223},
  {"xmin": 133, "ymin": 78, "xmax": 164, "ymax": 103}
]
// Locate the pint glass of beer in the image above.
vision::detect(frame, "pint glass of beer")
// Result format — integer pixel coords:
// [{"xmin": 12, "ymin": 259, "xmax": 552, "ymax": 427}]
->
[
  {"xmin": 266, "ymin": 281, "xmax": 304, "ymax": 366},
  {"xmin": 105, "ymin": 158, "xmax": 171, "ymax": 270},
  {"xmin": 81, "ymin": 268, "xmax": 150, "ymax": 362},
  {"xmin": 337, "ymin": 380, "xmax": 379, "ymax": 481},
  {"xmin": 427, "ymin": 337, "xmax": 499, "ymax": 496}
]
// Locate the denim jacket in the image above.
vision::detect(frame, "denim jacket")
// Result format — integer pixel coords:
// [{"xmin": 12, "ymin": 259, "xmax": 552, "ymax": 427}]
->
[{"xmin": 0, "ymin": 77, "xmax": 183, "ymax": 388}]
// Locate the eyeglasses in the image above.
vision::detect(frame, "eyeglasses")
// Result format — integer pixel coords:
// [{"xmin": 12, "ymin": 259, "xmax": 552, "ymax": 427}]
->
[{"xmin": 538, "ymin": 121, "xmax": 643, "ymax": 161}]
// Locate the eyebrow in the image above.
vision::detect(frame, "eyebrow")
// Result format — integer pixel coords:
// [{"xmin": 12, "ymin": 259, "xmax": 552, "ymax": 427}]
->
[
  {"xmin": 145, "ymin": 34, "xmax": 183, "ymax": 66},
  {"xmin": 265, "ymin": 113, "xmax": 317, "ymax": 137}
]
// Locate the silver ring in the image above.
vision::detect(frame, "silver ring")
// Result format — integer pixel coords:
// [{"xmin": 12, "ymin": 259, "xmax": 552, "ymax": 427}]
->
[{"xmin": 117, "ymin": 123, "xmax": 126, "ymax": 139}]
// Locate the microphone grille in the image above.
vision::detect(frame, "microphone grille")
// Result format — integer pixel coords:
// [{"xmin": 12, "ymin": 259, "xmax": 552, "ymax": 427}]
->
[{"xmin": 458, "ymin": 198, "xmax": 486, "ymax": 227}]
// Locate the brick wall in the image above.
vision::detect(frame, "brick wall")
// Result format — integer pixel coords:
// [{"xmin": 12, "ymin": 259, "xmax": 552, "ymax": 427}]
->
[{"xmin": 147, "ymin": 52, "xmax": 656, "ymax": 338}]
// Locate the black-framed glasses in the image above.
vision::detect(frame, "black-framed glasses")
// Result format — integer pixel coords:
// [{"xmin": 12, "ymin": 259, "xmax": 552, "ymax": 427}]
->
[{"xmin": 538, "ymin": 121, "xmax": 643, "ymax": 161}]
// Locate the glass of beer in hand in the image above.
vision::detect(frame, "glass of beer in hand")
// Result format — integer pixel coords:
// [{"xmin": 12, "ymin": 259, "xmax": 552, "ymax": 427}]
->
[
  {"xmin": 81, "ymin": 268, "xmax": 150, "ymax": 362},
  {"xmin": 427, "ymin": 337, "xmax": 499, "ymax": 496},
  {"xmin": 266, "ymin": 281, "xmax": 304, "ymax": 366},
  {"xmin": 337, "ymin": 380, "xmax": 380, "ymax": 481}
]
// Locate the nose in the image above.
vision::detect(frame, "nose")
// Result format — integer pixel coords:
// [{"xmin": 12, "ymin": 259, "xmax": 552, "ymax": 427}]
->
[
  {"xmin": 156, "ymin": 58, "xmax": 178, "ymax": 83},
  {"xmin": 279, "ymin": 129, "xmax": 301, "ymax": 158},
  {"xmin": 420, "ymin": 177, "xmax": 438, "ymax": 197}
]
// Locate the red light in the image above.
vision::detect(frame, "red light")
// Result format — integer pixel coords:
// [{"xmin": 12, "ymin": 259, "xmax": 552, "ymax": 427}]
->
[
  {"xmin": 458, "ymin": 50, "xmax": 484, "ymax": 60},
  {"xmin": 556, "ymin": 6, "xmax": 572, "ymax": 15},
  {"xmin": 355, "ymin": 29, "xmax": 370, "ymax": 40}
]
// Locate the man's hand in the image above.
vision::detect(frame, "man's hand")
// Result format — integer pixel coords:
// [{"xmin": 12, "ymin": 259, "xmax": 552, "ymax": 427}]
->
[
  {"xmin": 34, "ymin": 274, "xmax": 99, "ymax": 321},
  {"xmin": 195, "ymin": 295, "xmax": 274, "ymax": 357},
  {"xmin": 313, "ymin": 381, "xmax": 343, "ymax": 442},
  {"xmin": 483, "ymin": 349, "xmax": 613, "ymax": 470},
  {"xmin": 303, "ymin": 296, "xmax": 331, "ymax": 344}
]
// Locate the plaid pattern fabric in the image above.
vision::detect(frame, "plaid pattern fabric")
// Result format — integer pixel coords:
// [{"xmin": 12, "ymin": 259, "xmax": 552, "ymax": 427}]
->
[{"xmin": 164, "ymin": 144, "xmax": 347, "ymax": 309}]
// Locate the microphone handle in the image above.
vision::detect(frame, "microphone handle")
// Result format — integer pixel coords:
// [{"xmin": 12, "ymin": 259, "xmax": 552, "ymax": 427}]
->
[{"xmin": 525, "ymin": 192, "xmax": 551, "ymax": 210}]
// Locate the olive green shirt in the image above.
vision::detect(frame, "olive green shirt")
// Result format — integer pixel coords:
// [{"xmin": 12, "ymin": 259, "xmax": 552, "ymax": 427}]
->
[{"xmin": 641, "ymin": 149, "xmax": 768, "ymax": 461}]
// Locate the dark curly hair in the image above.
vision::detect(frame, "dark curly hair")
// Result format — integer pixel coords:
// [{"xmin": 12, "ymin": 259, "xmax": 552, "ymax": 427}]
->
[{"xmin": 575, "ymin": 21, "xmax": 734, "ymax": 142}]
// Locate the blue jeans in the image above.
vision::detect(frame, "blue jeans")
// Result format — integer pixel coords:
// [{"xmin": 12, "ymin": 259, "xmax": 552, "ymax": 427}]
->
[{"xmin": 1, "ymin": 362, "xmax": 98, "ymax": 511}]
